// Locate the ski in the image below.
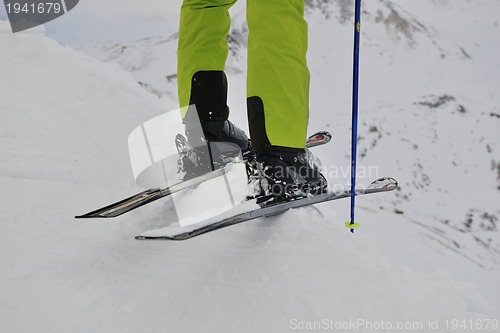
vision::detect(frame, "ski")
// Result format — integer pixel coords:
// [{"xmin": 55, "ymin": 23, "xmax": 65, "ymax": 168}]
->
[
  {"xmin": 75, "ymin": 130, "xmax": 332, "ymax": 219},
  {"xmin": 135, "ymin": 177, "xmax": 398, "ymax": 240},
  {"xmin": 75, "ymin": 165, "xmax": 236, "ymax": 218},
  {"xmin": 305, "ymin": 130, "xmax": 331, "ymax": 148}
]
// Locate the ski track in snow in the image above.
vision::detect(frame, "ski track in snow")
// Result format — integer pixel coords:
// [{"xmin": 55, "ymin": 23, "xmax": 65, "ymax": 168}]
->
[{"xmin": 1, "ymin": 0, "xmax": 500, "ymax": 331}]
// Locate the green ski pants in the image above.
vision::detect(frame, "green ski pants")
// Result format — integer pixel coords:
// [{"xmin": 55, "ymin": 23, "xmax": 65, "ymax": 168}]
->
[{"xmin": 178, "ymin": 0, "xmax": 309, "ymax": 151}]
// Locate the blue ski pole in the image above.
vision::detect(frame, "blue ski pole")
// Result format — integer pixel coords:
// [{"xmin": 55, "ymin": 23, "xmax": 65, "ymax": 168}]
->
[{"xmin": 346, "ymin": 0, "xmax": 362, "ymax": 233}]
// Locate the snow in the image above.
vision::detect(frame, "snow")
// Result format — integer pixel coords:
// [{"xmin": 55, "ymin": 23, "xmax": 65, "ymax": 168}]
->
[
  {"xmin": 170, "ymin": 162, "xmax": 250, "ymax": 228},
  {"xmin": 1, "ymin": 0, "xmax": 500, "ymax": 331}
]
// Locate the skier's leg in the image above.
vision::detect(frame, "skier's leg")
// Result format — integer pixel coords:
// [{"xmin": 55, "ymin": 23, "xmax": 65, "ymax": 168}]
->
[
  {"xmin": 178, "ymin": 0, "xmax": 234, "ymax": 117},
  {"xmin": 178, "ymin": 0, "xmax": 249, "ymax": 151},
  {"xmin": 246, "ymin": 0, "xmax": 326, "ymax": 199},
  {"xmin": 246, "ymin": 0, "xmax": 309, "ymax": 152}
]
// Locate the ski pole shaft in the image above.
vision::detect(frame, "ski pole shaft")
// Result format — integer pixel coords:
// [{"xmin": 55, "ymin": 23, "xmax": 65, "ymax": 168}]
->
[{"xmin": 349, "ymin": 0, "xmax": 362, "ymax": 233}]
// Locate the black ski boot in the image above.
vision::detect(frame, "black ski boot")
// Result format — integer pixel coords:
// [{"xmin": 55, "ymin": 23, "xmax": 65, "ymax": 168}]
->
[
  {"xmin": 180, "ymin": 71, "xmax": 251, "ymax": 177},
  {"xmin": 186, "ymin": 70, "xmax": 250, "ymax": 152},
  {"xmin": 254, "ymin": 149, "xmax": 328, "ymax": 204},
  {"xmin": 200, "ymin": 120, "xmax": 251, "ymax": 156}
]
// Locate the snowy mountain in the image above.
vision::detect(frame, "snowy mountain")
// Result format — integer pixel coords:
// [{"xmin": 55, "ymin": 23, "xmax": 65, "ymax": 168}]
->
[
  {"xmin": 1, "ymin": 0, "xmax": 500, "ymax": 331},
  {"xmin": 79, "ymin": 0, "xmax": 500, "ymax": 276}
]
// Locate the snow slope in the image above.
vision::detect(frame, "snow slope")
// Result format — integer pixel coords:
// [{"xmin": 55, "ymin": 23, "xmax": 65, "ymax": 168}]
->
[
  {"xmin": 78, "ymin": 0, "xmax": 500, "ymax": 307},
  {"xmin": 1, "ymin": 0, "xmax": 500, "ymax": 331}
]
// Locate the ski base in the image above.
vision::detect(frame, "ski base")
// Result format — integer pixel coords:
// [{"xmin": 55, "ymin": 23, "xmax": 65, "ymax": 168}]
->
[{"xmin": 135, "ymin": 177, "xmax": 398, "ymax": 241}]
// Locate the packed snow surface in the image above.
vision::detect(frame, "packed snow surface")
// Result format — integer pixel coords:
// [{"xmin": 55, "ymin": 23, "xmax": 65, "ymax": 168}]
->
[{"xmin": 1, "ymin": 0, "xmax": 500, "ymax": 331}]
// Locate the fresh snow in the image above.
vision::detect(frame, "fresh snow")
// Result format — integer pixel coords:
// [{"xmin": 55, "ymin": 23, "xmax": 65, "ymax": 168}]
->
[{"xmin": 1, "ymin": 0, "xmax": 500, "ymax": 331}]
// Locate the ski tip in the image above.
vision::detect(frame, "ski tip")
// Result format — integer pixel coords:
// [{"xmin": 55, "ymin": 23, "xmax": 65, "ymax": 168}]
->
[
  {"xmin": 368, "ymin": 177, "xmax": 398, "ymax": 191},
  {"xmin": 306, "ymin": 130, "xmax": 332, "ymax": 148}
]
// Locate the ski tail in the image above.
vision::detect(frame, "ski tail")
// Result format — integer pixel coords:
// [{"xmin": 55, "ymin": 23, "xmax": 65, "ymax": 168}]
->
[
  {"xmin": 75, "ymin": 188, "xmax": 163, "ymax": 219},
  {"xmin": 75, "ymin": 165, "xmax": 233, "ymax": 219}
]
